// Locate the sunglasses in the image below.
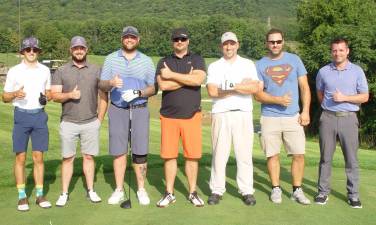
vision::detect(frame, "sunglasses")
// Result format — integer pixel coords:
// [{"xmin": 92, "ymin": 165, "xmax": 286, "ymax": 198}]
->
[
  {"xmin": 267, "ymin": 40, "xmax": 283, "ymax": 45},
  {"xmin": 24, "ymin": 47, "xmax": 40, "ymax": 53},
  {"xmin": 173, "ymin": 37, "xmax": 188, "ymax": 42}
]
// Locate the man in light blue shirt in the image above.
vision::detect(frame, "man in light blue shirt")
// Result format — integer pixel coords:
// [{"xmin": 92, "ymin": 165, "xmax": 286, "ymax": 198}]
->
[{"xmin": 314, "ymin": 37, "xmax": 369, "ymax": 208}]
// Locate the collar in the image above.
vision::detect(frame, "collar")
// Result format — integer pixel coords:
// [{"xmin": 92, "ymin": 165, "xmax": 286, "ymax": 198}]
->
[
  {"xmin": 172, "ymin": 51, "xmax": 191, "ymax": 59},
  {"xmin": 117, "ymin": 49, "xmax": 141, "ymax": 60},
  {"xmin": 69, "ymin": 60, "xmax": 88, "ymax": 68},
  {"xmin": 21, "ymin": 60, "xmax": 41, "ymax": 69},
  {"xmin": 330, "ymin": 61, "xmax": 352, "ymax": 71}
]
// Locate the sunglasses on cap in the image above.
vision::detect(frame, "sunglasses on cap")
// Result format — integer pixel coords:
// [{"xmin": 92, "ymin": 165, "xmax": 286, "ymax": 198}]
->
[
  {"xmin": 173, "ymin": 37, "xmax": 188, "ymax": 42},
  {"xmin": 24, "ymin": 47, "xmax": 41, "ymax": 53},
  {"xmin": 267, "ymin": 40, "xmax": 283, "ymax": 45}
]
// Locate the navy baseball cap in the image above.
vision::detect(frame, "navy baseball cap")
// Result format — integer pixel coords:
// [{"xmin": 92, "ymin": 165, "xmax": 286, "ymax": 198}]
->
[
  {"xmin": 122, "ymin": 26, "xmax": 139, "ymax": 38},
  {"xmin": 70, "ymin": 36, "xmax": 87, "ymax": 48},
  {"xmin": 20, "ymin": 37, "xmax": 41, "ymax": 52},
  {"xmin": 171, "ymin": 28, "xmax": 189, "ymax": 40}
]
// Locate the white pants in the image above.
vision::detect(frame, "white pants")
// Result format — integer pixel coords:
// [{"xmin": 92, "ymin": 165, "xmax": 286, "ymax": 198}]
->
[{"xmin": 209, "ymin": 111, "xmax": 255, "ymax": 195}]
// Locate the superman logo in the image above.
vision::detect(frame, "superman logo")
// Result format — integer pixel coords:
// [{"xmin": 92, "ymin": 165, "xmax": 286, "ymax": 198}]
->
[{"xmin": 265, "ymin": 64, "xmax": 292, "ymax": 86}]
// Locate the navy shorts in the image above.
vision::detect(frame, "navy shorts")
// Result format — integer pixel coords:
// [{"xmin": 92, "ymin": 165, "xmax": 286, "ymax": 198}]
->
[
  {"xmin": 108, "ymin": 104, "xmax": 149, "ymax": 156},
  {"xmin": 12, "ymin": 108, "xmax": 49, "ymax": 153}
]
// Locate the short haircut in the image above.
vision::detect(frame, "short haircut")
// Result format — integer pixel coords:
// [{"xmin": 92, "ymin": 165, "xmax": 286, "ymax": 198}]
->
[
  {"xmin": 266, "ymin": 28, "xmax": 284, "ymax": 41},
  {"xmin": 331, "ymin": 37, "xmax": 349, "ymax": 47}
]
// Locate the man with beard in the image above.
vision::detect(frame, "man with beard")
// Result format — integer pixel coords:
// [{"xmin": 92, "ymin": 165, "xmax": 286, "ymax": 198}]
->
[
  {"xmin": 3, "ymin": 36, "xmax": 52, "ymax": 211},
  {"xmin": 99, "ymin": 26, "xmax": 156, "ymax": 205},
  {"xmin": 255, "ymin": 28, "xmax": 311, "ymax": 205},
  {"xmin": 51, "ymin": 36, "xmax": 108, "ymax": 206},
  {"xmin": 156, "ymin": 28, "xmax": 206, "ymax": 207}
]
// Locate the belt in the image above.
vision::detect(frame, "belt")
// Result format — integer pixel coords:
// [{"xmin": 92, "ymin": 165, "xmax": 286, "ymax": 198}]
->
[
  {"xmin": 111, "ymin": 102, "xmax": 147, "ymax": 110},
  {"xmin": 324, "ymin": 110, "xmax": 355, "ymax": 117},
  {"xmin": 15, "ymin": 107, "xmax": 44, "ymax": 114},
  {"xmin": 229, "ymin": 109, "xmax": 241, "ymax": 112}
]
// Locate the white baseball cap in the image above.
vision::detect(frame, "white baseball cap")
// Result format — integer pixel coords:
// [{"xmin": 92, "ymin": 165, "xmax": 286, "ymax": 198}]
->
[{"xmin": 221, "ymin": 32, "xmax": 238, "ymax": 44}]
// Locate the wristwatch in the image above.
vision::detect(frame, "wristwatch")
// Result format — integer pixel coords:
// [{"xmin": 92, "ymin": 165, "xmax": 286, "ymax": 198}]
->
[{"xmin": 133, "ymin": 90, "xmax": 141, "ymax": 97}]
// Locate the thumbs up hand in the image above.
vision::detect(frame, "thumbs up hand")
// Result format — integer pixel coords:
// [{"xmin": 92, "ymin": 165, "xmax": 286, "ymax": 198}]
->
[
  {"xmin": 39, "ymin": 92, "xmax": 47, "ymax": 105},
  {"xmin": 333, "ymin": 88, "xmax": 346, "ymax": 102},
  {"xmin": 279, "ymin": 91, "xmax": 292, "ymax": 107},
  {"xmin": 69, "ymin": 85, "xmax": 81, "ymax": 100},
  {"xmin": 14, "ymin": 86, "xmax": 26, "ymax": 99},
  {"xmin": 110, "ymin": 75, "xmax": 123, "ymax": 88}
]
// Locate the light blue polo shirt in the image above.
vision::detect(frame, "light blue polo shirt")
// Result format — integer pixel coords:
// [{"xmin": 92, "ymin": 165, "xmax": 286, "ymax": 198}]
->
[
  {"xmin": 316, "ymin": 61, "xmax": 368, "ymax": 112},
  {"xmin": 256, "ymin": 52, "xmax": 307, "ymax": 117},
  {"xmin": 101, "ymin": 50, "xmax": 155, "ymax": 107}
]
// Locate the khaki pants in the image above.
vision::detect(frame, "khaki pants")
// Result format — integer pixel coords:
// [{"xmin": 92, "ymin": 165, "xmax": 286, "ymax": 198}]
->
[{"xmin": 209, "ymin": 111, "xmax": 255, "ymax": 195}]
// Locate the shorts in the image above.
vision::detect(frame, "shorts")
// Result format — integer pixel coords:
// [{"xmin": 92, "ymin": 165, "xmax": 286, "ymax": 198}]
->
[
  {"xmin": 108, "ymin": 104, "xmax": 149, "ymax": 156},
  {"xmin": 13, "ymin": 108, "xmax": 49, "ymax": 153},
  {"xmin": 260, "ymin": 114, "xmax": 305, "ymax": 157},
  {"xmin": 160, "ymin": 112, "xmax": 202, "ymax": 159},
  {"xmin": 59, "ymin": 119, "xmax": 100, "ymax": 158}
]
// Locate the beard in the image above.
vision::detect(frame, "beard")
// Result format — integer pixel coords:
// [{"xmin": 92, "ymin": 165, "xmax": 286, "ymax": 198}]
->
[
  {"xmin": 72, "ymin": 54, "xmax": 87, "ymax": 63},
  {"xmin": 122, "ymin": 44, "xmax": 138, "ymax": 53}
]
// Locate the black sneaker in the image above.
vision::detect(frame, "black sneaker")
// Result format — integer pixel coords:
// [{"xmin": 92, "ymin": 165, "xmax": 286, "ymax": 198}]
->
[
  {"xmin": 242, "ymin": 194, "xmax": 256, "ymax": 206},
  {"xmin": 314, "ymin": 194, "xmax": 328, "ymax": 205},
  {"xmin": 348, "ymin": 198, "xmax": 362, "ymax": 209},
  {"xmin": 207, "ymin": 193, "xmax": 222, "ymax": 205}
]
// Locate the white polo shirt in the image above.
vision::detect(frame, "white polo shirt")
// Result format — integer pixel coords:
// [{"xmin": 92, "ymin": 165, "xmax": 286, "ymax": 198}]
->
[
  {"xmin": 4, "ymin": 61, "xmax": 51, "ymax": 109},
  {"xmin": 207, "ymin": 55, "xmax": 258, "ymax": 113}
]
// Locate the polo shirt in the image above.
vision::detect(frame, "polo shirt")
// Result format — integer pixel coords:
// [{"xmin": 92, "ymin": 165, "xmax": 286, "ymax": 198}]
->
[
  {"xmin": 316, "ymin": 61, "xmax": 368, "ymax": 112},
  {"xmin": 156, "ymin": 51, "xmax": 206, "ymax": 119},
  {"xmin": 4, "ymin": 61, "xmax": 51, "ymax": 110},
  {"xmin": 207, "ymin": 55, "xmax": 259, "ymax": 113},
  {"xmin": 52, "ymin": 61, "xmax": 100, "ymax": 124},
  {"xmin": 101, "ymin": 50, "xmax": 156, "ymax": 108}
]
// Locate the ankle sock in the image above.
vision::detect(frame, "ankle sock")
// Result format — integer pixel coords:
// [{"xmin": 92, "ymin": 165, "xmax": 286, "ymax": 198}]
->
[
  {"xmin": 17, "ymin": 184, "xmax": 27, "ymax": 199},
  {"xmin": 35, "ymin": 185, "xmax": 44, "ymax": 197}
]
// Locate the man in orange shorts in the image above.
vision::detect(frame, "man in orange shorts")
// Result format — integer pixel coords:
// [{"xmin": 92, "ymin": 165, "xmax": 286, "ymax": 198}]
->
[{"xmin": 156, "ymin": 28, "xmax": 206, "ymax": 207}]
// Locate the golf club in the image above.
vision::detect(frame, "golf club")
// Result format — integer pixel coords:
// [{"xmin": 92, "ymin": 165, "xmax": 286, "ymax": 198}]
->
[{"xmin": 120, "ymin": 103, "xmax": 133, "ymax": 209}]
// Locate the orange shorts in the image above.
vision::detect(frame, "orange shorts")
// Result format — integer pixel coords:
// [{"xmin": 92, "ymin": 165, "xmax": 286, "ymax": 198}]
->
[{"xmin": 160, "ymin": 112, "xmax": 202, "ymax": 159}]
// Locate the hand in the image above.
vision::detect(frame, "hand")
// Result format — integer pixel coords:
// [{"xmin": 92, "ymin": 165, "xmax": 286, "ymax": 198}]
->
[
  {"xmin": 333, "ymin": 88, "xmax": 347, "ymax": 102},
  {"xmin": 298, "ymin": 111, "xmax": 310, "ymax": 126},
  {"xmin": 110, "ymin": 75, "xmax": 123, "ymax": 88},
  {"xmin": 160, "ymin": 62, "xmax": 175, "ymax": 80},
  {"xmin": 39, "ymin": 92, "xmax": 47, "ymax": 105},
  {"xmin": 122, "ymin": 89, "xmax": 140, "ymax": 102},
  {"xmin": 69, "ymin": 85, "xmax": 81, "ymax": 100},
  {"xmin": 14, "ymin": 86, "xmax": 26, "ymax": 99},
  {"xmin": 278, "ymin": 91, "xmax": 292, "ymax": 107},
  {"xmin": 221, "ymin": 80, "xmax": 235, "ymax": 91}
]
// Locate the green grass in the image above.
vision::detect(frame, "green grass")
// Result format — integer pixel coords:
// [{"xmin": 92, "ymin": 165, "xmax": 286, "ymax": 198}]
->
[{"xmin": 1, "ymin": 56, "xmax": 376, "ymax": 225}]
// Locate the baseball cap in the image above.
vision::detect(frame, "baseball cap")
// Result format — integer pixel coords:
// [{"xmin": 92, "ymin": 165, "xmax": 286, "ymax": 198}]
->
[
  {"xmin": 171, "ymin": 28, "xmax": 189, "ymax": 40},
  {"xmin": 221, "ymin": 32, "xmax": 238, "ymax": 44},
  {"xmin": 20, "ymin": 37, "xmax": 41, "ymax": 52},
  {"xmin": 122, "ymin": 26, "xmax": 139, "ymax": 38},
  {"xmin": 71, "ymin": 36, "xmax": 87, "ymax": 48}
]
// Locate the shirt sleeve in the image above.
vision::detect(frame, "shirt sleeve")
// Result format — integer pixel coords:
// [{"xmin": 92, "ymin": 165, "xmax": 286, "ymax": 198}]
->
[
  {"xmin": 100, "ymin": 55, "xmax": 113, "ymax": 81},
  {"xmin": 296, "ymin": 55, "xmax": 308, "ymax": 77},
  {"xmin": 3, "ymin": 68, "xmax": 16, "ymax": 92},
  {"xmin": 51, "ymin": 67, "xmax": 63, "ymax": 85},
  {"xmin": 45, "ymin": 69, "xmax": 51, "ymax": 90},
  {"xmin": 192, "ymin": 54, "xmax": 206, "ymax": 72},
  {"xmin": 356, "ymin": 68, "xmax": 369, "ymax": 93},
  {"xmin": 316, "ymin": 70, "xmax": 324, "ymax": 91},
  {"xmin": 206, "ymin": 63, "xmax": 220, "ymax": 85},
  {"xmin": 255, "ymin": 61, "xmax": 265, "ymax": 82},
  {"xmin": 155, "ymin": 58, "xmax": 165, "ymax": 77},
  {"xmin": 249, "ymin": 60, "xmax": 259, "ymax": 81},
  {"xmin": 145, "ymin": 57, "xmax": 156, "ymax": 86}
]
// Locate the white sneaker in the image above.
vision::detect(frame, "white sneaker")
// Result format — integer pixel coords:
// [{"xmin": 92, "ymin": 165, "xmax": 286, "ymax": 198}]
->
[
  {"xmin": 137, "ymin": 189, "xmax": 150, "ymax": 205},
  {"xmin": 17, "ymin": 198, "xmax": 29, "ymax": 212},
  {"xmin": 56, "ymin": 193, "xmax": 69, "ymax": 207},
  {"xmin": 87, "ymin": 190, "xmax": 101, "ymax": 203},
  {"xmin": 188, "ymin": 191, "xmax": 204, "ymax": 207},
  {"xmin": 270, "ymin": 187, "xmax": 282, "ymax": 204},
  {"xmin": 107, "ymin": 189, "xmax": 124, "ymax": 205},
  {"xmin": 156, "ymin": 192, "xmax": 176, "ymax": 208},
  {"xmin": 291, "ymin": 188, "xmax": 311, "ymax": 205}
]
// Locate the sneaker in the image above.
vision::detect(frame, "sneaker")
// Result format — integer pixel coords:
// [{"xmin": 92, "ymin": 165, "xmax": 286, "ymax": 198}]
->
[
  {"xmin": 137, "ymin": 189, "xmax": 150, "ymax": 205},
  {"xmin": 156, "ymin": 191, "xmax": 176, "ymax": 208},
  {"xmin": 270, "ymin": 187, "xmax": 282, "ymax": 204},
  {"xmin": 242, "ymin": 194, "xmax": 256, "ymax": 206},
  {"xmin": 87, "ymin": 190, "xmax": 101, "ymax": 203},
  {"xmin": 56, "ymin": 193, "xmax": 69, "ymax": 207},
  {"xmin": 36, "ymin": 196, "xmax": 52, "ymax": 208},
  {"xmin": 314, "ymin": 193, "xmax": 328, "ymax": 205},
  {"xmin": 188, "ymin": 191, "xmax": 204, "ymax": 207},
  {"xmin": 17, "ymin": 198, "xmax": 29, "ymax": 212},
  {"xmin": 348, "ymin": 198, "xmax": 362, "ymax": 209},
  {"xmin": 107, "ymin": 189, "xmax": 124, "ymax": 205},
  {"xmin": 207, "ymin": 193, "xmax": 222, "ymax": 205},
  {"xmin": 291, "ymin": 188, "xmax": 311, "ymax": 205}
]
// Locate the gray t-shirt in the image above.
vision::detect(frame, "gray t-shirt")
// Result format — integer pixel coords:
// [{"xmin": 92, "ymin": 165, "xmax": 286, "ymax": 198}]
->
[{"xmin": 52, "ymin": 61, "xmax": 100, "ymax": 124}]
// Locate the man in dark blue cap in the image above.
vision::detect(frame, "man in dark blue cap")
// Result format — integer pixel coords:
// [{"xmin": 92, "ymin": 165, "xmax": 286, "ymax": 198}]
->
[{"xmin": 2, "ymin": 36, "xmax": 52, "ymax": 211}]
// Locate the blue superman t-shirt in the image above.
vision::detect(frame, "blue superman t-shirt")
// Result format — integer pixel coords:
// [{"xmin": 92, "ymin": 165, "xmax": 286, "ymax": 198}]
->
[{"xmin": 256, "ymin": 52, "xmax": 307, "ymax": 117}]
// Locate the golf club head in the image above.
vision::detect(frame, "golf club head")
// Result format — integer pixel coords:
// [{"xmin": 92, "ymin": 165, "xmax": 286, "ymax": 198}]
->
[{"xmin": 120, "ymin": 199, "xmax": 132, "ymax": 209}]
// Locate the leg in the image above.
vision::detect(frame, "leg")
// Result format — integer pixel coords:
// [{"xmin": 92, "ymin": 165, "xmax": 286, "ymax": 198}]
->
[
  {"xmin": 267, "ymin": 154, "xmax": 280, "ymax": 186},
  {"xmin": 32, "ymin": 151, "xmax": 44, "ymax": 187},
  {"xmin": 291, "ymin": 154, "xmax": 305, "ymax": 186},
  {"xmin": 61, "ymin": 156, "xmax": 75, "ymax": 193},
  {"xmin": 14, "ymin": 152, "xmax": 27, "ymax": 186},
  {"xmin": 113, "ymin": 154, "xmax": 126, "ymax": 190},
  {"xmin": 185, "ymin": 159, "xmax": 199, "ymax": 193},
  {"xmin": 82, "ymin": 154, "xmax": 95, "ymax": 191},
  {"xmin": 164, "ymin": 158, "xmax": 177, "ymax": 193}
]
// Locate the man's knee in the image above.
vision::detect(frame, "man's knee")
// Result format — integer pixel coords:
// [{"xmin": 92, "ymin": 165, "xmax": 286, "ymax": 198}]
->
[{"xmin": 132, "ymin": 154, "xmax": 147, "ymax": 164}]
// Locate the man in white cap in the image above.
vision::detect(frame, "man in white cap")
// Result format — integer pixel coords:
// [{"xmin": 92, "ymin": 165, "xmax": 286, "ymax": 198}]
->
[
  {"xmin": 2, "ymin": 36, "xmax": 52, "ymax": 211},
  {"xmin": 206, "ymin": 32, "xmax": 261, "ymax": 206},
  {"xmin": 51, "ymin": 36, "xmax": 108, "ymax": 206}
]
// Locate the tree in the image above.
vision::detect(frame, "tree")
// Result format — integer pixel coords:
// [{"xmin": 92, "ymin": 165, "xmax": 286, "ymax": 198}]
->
[{"xmin": 297, "ymin": 0, "xmax": 376, "ymax": 147}]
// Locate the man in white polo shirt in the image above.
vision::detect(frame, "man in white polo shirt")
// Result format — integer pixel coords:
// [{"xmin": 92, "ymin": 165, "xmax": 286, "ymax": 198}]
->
[
  {"xmin": 2, "ymin": 37, "xmax": 52, "ymax": 211},
  {"xmin": 206, "ymin": 32, "xmax": 262, "ymax": 206}
]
